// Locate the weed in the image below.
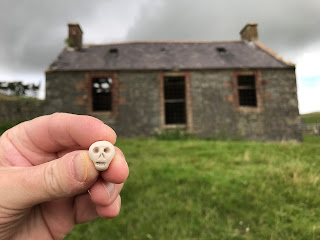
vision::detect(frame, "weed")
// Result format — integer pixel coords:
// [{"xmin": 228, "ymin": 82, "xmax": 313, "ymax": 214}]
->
[{"xmin": 154, "ymin": 129, "xmax": 196, "ymax": 140}]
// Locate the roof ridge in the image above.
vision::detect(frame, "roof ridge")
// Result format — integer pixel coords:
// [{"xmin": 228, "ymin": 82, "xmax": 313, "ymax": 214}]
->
[
  {"xmin": 85, "ymin": 40, "xmax": 242, "ymax": 47},
  {"xmin": 254, "ymin": 42, "xmax": 295, "ymax": 67}
]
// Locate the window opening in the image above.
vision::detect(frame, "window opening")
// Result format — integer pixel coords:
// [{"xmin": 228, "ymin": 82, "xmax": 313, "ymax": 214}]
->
[
  {"xmin": 164, "ymin": 76, "xmax": 186, "ymax": 124},
  {"xmin": 109, "ymin": 48, "xmax": 118, "ymax": 54},
  {"xmin": 237, "ymin": 75, "xmax": 257, "ymax": 107},
  {"xmin": 160, "ymin": 47, "xmax": 166, "ymax": 53},
  {"xmin": 216, "ymin": 47, "xmax": 227, "ymax": 54},
  {"xmin": 92, "ymin": 77, "xmax": 112, "ymax": 111}
]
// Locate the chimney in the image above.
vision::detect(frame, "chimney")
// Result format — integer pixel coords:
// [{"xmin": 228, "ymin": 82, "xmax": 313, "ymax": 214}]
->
[
  {"xmin": 240, "ymin": 23, "xmax": 258, "ymax": 42},
  {"xmin": 67, "ymin": 23, "xmax": 83, "ymax": 49}
]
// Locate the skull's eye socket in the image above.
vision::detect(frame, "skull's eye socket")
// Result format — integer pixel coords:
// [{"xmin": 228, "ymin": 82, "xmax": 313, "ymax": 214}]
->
[
  {"xmin": 93, "ymin": 147, "xmax": 99, "ymax": 153},
  {"xmin": 104, "ymin": 147, "xmax": 110, "ymax": 153}
]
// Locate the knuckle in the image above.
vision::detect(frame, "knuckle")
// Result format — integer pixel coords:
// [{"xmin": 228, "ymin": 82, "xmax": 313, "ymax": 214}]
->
[{"xmin": 43, "ymin": 162, "xmax": 66, "ymax": 198}]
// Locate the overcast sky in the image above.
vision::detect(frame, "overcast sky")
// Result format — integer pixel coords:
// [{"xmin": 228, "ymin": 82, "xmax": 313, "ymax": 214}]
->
[{"xmin": 0, "ymin": 0, "xmax": 319, "ymax": 113}]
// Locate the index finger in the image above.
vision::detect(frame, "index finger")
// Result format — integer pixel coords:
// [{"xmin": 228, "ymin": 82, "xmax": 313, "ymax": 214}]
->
[{"xmin": 22, "ymin": 113, "xmax": 116, "ymax": 153}]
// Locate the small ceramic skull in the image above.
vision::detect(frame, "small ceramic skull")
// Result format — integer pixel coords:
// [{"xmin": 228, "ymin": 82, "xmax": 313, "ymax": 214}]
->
[{"xmin": 89, "ymin": 141, "xmax": 115, "ymax": 171}]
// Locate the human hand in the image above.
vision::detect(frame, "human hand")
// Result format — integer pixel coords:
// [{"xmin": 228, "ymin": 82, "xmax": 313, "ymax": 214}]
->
[{"xmin": 0, "ymin": 113, "xmax": 129, "ymax": 240}]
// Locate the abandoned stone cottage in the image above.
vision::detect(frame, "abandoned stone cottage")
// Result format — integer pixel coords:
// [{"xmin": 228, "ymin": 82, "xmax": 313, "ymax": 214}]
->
[{"xmin": 45, "ymin": 23, "xmax": 301, "ymax": 141}]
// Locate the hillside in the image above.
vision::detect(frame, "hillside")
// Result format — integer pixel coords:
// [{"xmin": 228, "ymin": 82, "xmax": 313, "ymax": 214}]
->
[{"xmin": 301, "ymin": 112, "xmax": 320, "ymax": 124}]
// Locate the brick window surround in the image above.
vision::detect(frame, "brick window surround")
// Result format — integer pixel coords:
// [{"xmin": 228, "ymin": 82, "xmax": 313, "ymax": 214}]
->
[
  {"xmin": 86, "ymin": 72, "xmax": 118, "ymax": 115},
  {"xmin": 233, "ymin": 71, "xmax": 262, "ymax": 112},
  {"xmin": 159, "ymin": 72, "xmax": 193, "ymax": 130}
]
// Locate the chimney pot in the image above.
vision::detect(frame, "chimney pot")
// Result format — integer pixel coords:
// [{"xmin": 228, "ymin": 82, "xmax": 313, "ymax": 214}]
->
[
  {"xmin": 240, "ymin": 23, "xmax": 258, "ymax": 42},
  {"xmin": 67, "ymin": 23, "xmax": 83, "ymax": 49}
]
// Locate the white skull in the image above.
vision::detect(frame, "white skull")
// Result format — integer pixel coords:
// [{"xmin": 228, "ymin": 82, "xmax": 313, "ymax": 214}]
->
[{"xmin": 89, "ymin": 141, "xmax": 115, "ymax": 171}]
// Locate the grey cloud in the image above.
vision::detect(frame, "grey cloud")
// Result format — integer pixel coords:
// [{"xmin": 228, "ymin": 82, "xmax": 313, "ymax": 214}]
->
[
  {"xmin": 1, "ymin": 0, "xmax": 320, "ymax": 78},
  {"xmin": 125, "ymin": 0, "xmax": 320, "ymax": 60},
  {"xmin": 0, "ymin": 0, "xmax": 127, "ymax": 75}
]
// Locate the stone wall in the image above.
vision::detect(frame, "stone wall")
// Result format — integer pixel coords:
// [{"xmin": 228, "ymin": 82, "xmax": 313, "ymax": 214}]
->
[
  {"xmin": 45, "ymin": 71, "xmax": 88, "ymax": 114},
  {"xmin": 191, "ymin": 70, "xmax": 238, "ymax": 137},
  {"xmin": 190, "ymin": 69, "xmax": 301, "ymax": 141},
  {"xmin": 45, "ymin": 71, "xmax": 161, "ymax": 136},
  {"xmin": 0, "ymin": 96, "xmax": 44, "ymax": 121},
  {"xmin": 45, "ymin": 68, "xmax": 301, "ymax": 141},
  {"xmin": 115, "ymin": 72, "xmax": 160, "ymax": 136}
]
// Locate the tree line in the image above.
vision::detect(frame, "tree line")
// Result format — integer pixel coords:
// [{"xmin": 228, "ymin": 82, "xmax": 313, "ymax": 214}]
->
[{"xmin": 0, "ymin": 81, "xmax": 40, "ymax": 98}]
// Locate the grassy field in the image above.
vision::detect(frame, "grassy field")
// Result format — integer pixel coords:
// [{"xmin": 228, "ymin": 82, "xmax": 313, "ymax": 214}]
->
[
  {"xmin": 301, "ymin": 112, "xmax": 320, "ymax": 124},
  {"xmin": 1, "ymin": 122, "xmax": 320, "ymax": 239},
  {"xmin": 63, "ymin": 136, "xmax": 320, "ymax": 240}
]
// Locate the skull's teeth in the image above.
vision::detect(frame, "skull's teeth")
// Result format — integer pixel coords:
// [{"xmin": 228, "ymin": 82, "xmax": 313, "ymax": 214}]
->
[{"xmin": 96, "ymin": 162, "xmax": 106, "ymax": 167}]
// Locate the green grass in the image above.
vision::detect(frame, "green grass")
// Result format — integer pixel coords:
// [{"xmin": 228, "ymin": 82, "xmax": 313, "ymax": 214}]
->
[
  {"xmin": 1, "ymin": 121, "xmax": 320, "ymax": 239},
  {"xmin": 0, "ymin": 120, "xmax": 22, "ymax": 135},
  {"xmin": 301, "ymin": 112, "xmax": 320, "ymax": 124},
  {"xmin": 63, "ymin": 136, "xmax": 320, "ymax": 240}
]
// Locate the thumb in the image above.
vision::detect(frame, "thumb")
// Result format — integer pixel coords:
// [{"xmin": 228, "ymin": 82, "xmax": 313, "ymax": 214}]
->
[{"xmin": 1, "ymin": 151, "xmax": 99, "ymax": 208}]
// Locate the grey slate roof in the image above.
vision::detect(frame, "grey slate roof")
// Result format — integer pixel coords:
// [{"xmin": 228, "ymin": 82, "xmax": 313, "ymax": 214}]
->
[{"xmin": 48, "ymin": 41, "xmax": 294, "ymax": 71}]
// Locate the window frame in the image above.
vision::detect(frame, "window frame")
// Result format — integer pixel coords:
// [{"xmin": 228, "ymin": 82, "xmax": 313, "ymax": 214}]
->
[
  {"xmin": 159, "ymin": 72, "xmax": 193, "ymax": 130},
  {"xmin": 163, "ymin": 76, "xmax": 187, "ymax": 125},
  {"xmin": 86, "ymin": 72, "xmax": 118, "ymax": 115},
  {"xmin": 233, "ymin": 71, "xmax": 262, "ymax": 112}
]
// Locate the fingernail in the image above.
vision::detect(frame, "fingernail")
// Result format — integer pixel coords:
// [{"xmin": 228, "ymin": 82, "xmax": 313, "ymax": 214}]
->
[
  {"xmin": 103, "ymin": 182, "xmax": 115, "ymax": 199},
  {"xmin": 119, "ymin": 151, "xmax": 125, "ymax": 158},
  {"xmin": 115, "ymin": 147, "xmax": 125, "ymax": 158},
  {"xmin": 113, "ymin": 201, "xmax": 118, "ymax": 209},
  {"xmin": 71, "ymin": 153, "xmax": 88, "ymax": 182}
]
